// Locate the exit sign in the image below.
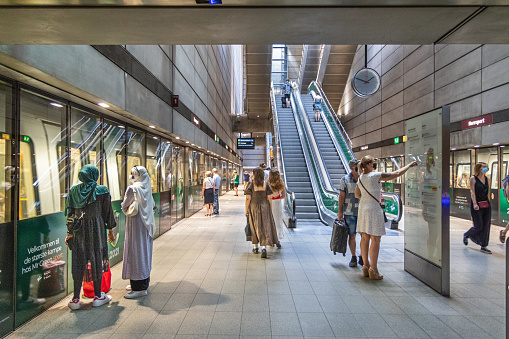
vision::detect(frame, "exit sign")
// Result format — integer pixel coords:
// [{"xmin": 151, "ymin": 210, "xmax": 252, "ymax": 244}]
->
[{"xmin": 22, "ymin": 135, "xmax": 31, "ymax": 143}]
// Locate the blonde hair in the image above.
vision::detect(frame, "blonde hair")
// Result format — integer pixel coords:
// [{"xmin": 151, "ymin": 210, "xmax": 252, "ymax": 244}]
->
[
  {"xmin": 205, "ymin": 171, "xmax": 212, "ymax": 178},
  {"xmin": 360, "ymin": 155, "xmax": 375, "ymax": 173},
  {"xmin": 268, "ymin": 169, "xmax": 285, "ymax": 192},
  {"xmin": 473, "ymin": 162, "xmax": 486, "ymax": 176}
]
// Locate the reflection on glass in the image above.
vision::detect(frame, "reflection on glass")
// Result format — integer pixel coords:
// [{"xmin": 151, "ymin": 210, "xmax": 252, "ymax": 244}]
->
[
  {"xmin": 404, "ymin": 109, "xmax": 443, "ymax": 266},
  {"xmin": 146, "ymin": 135, "xmax": 159, "ymax": 193},
  {"xmin": 103, "ymin": 121, "xmax": 126, "ymax": 201},
  {"xmin": 221, "ymin": 161, "xmax": 227, "ymax": 193}
]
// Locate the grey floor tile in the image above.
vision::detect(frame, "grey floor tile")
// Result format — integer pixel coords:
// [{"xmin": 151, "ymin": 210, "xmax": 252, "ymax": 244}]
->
[
  {"xmin": 267, "ymin": 280, "xmax": 292, "ymax": 295},
  {"xmin": 177, "ymin": 311, "xmax": 214, "ymax": 335},
  {"xmin": 324, "ymin": 312, "xmax": 367, "ymax": 338},
  {"xmin": 244, "ymin": 280, "xmax": 268, "ymax": 294},
  {"xmin": 465, "ymin": 315, "xmax": 505, "ymax": 338},
  {"xmin": 388, "ymin": 296, "xmax": 432, "ymax": 315},
  {"xmin": 293, "ymin": 294, "xmax": 322, "ymax": 313},
  {"xmin": 341, "ymin": 295, "xmax": 377, "ymax": 314},
  {"xmin": 366, "ymin": 295, "xmax": 405, "ymax": 315},
  {"xmin": 113, "ymin": 310, "xmax": 158, "ymax": 334},
  {"xmin": 242, "ymin": 294, "xmax": 268, "ymax": 312},
  {"xmin": 415, "ymin": 297, "xmax": 460, "ymax": 316},
  {"xmin": 221, "ymin": 280, "xmax": 246, "ymax": 294},
  {"xmin": 142, "ymin": 334, "xmax": 175, "ymax": 339},
  {"xmin": 165, "ymin": 293, "xmax": 197, "ymax": 311},
  {"xmin": 316, "ymin": 294, "xmax": 350, "ymax": 313},
  {"xmin": 270, "ymin": 312, "xmax": 303, "ymax": 336},
  {"xmin": 240, "ymin": 312, "xmax": 271, "ymax": 336},
  {"xmin": 190, "ymin": 293, "xmax": 220, "ymax": 312},
  {"xmin": 297, "ymin": 312, "xmax": 334, "ymax": 337},
  {"xmin": 440, "ymin": 315, "xmax": 492, "ymax": 339},
  {"xmin": 208, "ymin": 311, "xmax": 242, "ymax": 335},
  {"xmin": 215, "ymin": 293, "xmax": 244, "ymax": 312},
  {"xmin": 146, "ymin": 310, "xmax": 188, "ymax": 334},
  {"xmin": 408, "ymin": 314, "xmax": 462, "ymax": 338},
  {"xmin": 268, "ymin": 294, "xmax": 296, "ymax": 312},
  {"xmin": 381, "ymin": 314, "xmax": 430, "ymax": 338},
  {"xmin": 289, "ymin": 280, "xmax": 315, "ymax": 295},
  {"xmin": 353, "ymin": 313, "xmax": 396, "ymax": 338}
]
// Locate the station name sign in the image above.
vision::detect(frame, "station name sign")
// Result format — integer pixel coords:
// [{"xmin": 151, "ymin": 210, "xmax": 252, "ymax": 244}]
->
[{"xmin": 461, "ymin": 114, "xmax": 493, "ymax": 130}]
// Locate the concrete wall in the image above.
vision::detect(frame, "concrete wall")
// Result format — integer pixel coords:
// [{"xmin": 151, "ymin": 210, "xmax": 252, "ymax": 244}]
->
[
  {"xmin": 339, "ymin": 44, "xmax": 509, "ymax": 158},
  {"xmin": 242, "ymin": 145, "xmax": 266, "ymax": 169},
  {"xmin": 0, "ymin": 44, "xmax": 243, "ymax": 164}
]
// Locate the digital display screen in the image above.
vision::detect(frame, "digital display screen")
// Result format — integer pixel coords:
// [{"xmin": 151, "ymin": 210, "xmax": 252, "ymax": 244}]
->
[{"xmin": 237, "ymin": 138, "xmax": 255, "ymax": 149}]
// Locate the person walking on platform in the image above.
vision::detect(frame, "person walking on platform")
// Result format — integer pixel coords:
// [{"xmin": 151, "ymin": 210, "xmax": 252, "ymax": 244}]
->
[
  {"xmin": 243, "ymin": 170, "xmax": 251, "ymax": 188},
  {"xmin": 232, "ymin": 170, "xmax": 239, "ymax": 196},
  {"xmin": 122, "ymin": 166, "xmax": 156, "ymax": 298},
  {"xmin": 338, "ymin": 159, "xmax": 363, "ymax": 268},
  {"xmin": 269, "ymin": 169, "xmax": 285, "ymax": 245},
  {"xmin": 212, "ymin": 168, "xmax": 221, "ymax": 215},
  {"xmin": 355, "ymin": 156, "xmax": 417, "ymax": 280},
  {"xmin": 202, "ymin": 171, "xmax": 215, "ymax": 217},
  {"xmin": 245, "ymin": 168, "xmax": 280, "ymax": 258},
  {"xmin": 464, "ymin": 162, "xmax": 492, "ymax": 253},
  {"xmin": 65, "ymin": 165, "xmax": 116, "ymax": 310}
]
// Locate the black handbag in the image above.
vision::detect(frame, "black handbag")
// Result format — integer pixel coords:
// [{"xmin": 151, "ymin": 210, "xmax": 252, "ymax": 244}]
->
[{"xmin": 245, "ymin": 220, "xmax": 252, "ymax": 237}]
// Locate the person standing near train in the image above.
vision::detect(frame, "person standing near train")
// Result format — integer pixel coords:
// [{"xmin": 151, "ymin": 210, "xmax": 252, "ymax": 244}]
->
[
  {"xmin": 121, "ymin": 166, "xmax": 156, "ymax": 298},
  {"xmin": 65, "ymin": 164, "xmax": 116, "ymax": 310}
]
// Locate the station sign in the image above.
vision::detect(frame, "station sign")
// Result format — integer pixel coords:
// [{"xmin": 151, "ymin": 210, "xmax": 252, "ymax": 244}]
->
[
  {"xmin": 461, "ymin": 114, "xmax": 493, "ymax": 130},
  {"xmin": 171, "ymin": 95, "xmax": 179, "ymax": 107},
  {"xmin": 237, "ymin": 138, "xmax": 255, "ymax": 149}
]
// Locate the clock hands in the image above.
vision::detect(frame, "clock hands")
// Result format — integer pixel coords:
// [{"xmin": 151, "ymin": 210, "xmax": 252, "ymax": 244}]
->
[{"xmin": 355, "ymin": 76, "xmax": 376, "ymax": 84}]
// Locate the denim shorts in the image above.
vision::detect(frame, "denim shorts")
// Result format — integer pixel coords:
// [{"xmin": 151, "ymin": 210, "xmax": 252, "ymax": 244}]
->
[{"xmin": 343, "ymin": 215, "xmax": 358, "ymax": 235}]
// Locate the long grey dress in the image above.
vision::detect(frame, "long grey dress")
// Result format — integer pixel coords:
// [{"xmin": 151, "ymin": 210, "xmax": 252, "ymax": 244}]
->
[
  {"xmin": 246, "ymin": 182, "xmax": 279, "ymax": 246},
  {"xmin": 121, "ymin": 186, "xmax": 153, "ymax": 281}
]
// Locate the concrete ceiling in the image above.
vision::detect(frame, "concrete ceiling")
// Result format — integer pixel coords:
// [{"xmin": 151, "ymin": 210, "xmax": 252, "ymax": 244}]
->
[
  {"xmin": 245, "ymin": 45, "xmax": 271, "ymax": 120},
  {"xmin": 1, "ymin": 5, "xmax": 509, "ymax": 44},
  {"xmin": 298, "ymin": 45, "xmax": 322, "ymax": 93}
]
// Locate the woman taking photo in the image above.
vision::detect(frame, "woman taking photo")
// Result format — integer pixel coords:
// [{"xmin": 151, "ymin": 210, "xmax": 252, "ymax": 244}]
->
[
  {"xmin": 202, "ymin": 171, "xmax": 215, "ymax": 216},
  {"xmin": 355, "ymin": 156, "xmax": 417, "ymax": 280},
  {"xmin": 122, "ymin": 166, "xmax": 156, "ymax": 298},
  {"xmin": 245, "ymin": 168, "xmax": 279, "ymax": 258},
  {"xmin": 269, "ymin": 169, "xmax": 285, "ymax": 244},
  {"xmin": 464, "ymin": 162, "xmax": 492, "ymax": 253},
  {"xmin": 65, "ymin": 165, "xmax": 116, "ymax": 310}
]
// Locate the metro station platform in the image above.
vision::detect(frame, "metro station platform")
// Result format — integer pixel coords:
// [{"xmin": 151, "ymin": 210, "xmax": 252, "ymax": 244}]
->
[{"xmin": 8, "ymin": 188, "xmax": 506, "ymax": 339}]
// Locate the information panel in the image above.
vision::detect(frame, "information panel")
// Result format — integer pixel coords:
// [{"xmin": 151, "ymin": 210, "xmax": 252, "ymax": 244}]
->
[
  {"xmin": 237, "ymin": 138, "xmax": 255, "ymax": 149},
  {"xmin": 404, "ymin": 107, "xmax": 450, "ymax": 296}
]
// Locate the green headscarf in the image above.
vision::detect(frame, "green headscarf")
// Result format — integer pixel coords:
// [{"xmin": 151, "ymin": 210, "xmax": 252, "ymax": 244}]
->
[{"xmin": 65, "ymin": 164, "xmax": 110, "ymax": 215}]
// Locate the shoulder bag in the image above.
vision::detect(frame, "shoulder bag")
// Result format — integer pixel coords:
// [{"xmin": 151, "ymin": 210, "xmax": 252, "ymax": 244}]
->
[
  {"xmin": 358, "ymin": 177, "xmax": 388, "ymax": 223},
  {"xmin": 125, "ymin": 188, "xmax": 138, "ymax": 217}
]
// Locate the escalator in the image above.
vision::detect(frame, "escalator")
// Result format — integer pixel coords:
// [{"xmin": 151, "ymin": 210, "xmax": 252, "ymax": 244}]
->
[{"xmin": 273, "ymin": 92, "xmax": 320, "ymax": 220}]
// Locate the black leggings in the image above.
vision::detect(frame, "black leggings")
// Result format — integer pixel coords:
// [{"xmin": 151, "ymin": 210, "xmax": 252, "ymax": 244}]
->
[
  {"xmin": 73, "ymin": 264, "xmax": 102, "ymax": 300},
  {"xmin": 131, "ymin": 277, "xmax": 150, "ymax": 291}
]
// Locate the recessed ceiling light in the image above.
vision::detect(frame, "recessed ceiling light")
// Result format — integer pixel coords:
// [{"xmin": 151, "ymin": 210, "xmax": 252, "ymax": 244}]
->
[
  {"xmin": 149, "ymin": 125, "xmax": 155, "ymax": 129},
  {"xmin": 185, "ymin": 141, "xmax": 190, "ymax": 144},
  {"xmin": 118, "ymin": 125, "xmax": 125, "ymax": 129},
  {"xmin": 50, "ymin": 102, "xmax": 63, "ymax": 107},
  {"xmin": 501, "ymin": 145, "xmax": 506, "ymax": 148},
  {"xmin": 198, "ymin": 146, "xmax": 201, "ymax": 148},
  {"xmin": 175, "ymin": 136, "xmax": 180, "ymax": 139},
  {"xmin": 153, "ymin": 136, "xmax": 158, "ymax": 139},
  {"xmin": 474, "ymin": 145, "xmax": 480, "ymax": 148},
  {"xmin": 98, "ymin": 102, "xmax": 110, "ymax": 108},
  {"xmin": 257, "ymin": 115, "xmax": 260, "ymax": 118},
  {"xmin": 493, "ymin": 143, "xmax": 500, "ymax": 146},
  {"xmin": 191, "ymin": 143, "xmax": 195, "ymax": 146},
  {"xmin": 451, "ymin": 148, "xmax": 456, "ymax": 151}
]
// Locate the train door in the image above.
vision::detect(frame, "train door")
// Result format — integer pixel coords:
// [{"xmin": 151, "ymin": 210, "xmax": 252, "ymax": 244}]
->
[
  {"xmin": 451, "ymin": 150, "xmax": 473, "ymax": 220},
  {"xmin": 159, "ymin": 140, "xmax": 173, "ymax": 234},
  {"xmin": 477, "ymin": 147, "xmax": 502, "ymax": 224}
]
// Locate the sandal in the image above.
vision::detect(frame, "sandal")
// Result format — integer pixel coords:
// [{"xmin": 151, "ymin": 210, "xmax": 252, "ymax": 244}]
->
[
  {"xmin": 500, "ymin": 230, "xmax": 506, "ymax": 244},
  {"xmin": 368, "ymin": 268, "xmax": 383, "ymax": 280},
  {"xmin": 362, "ymin": 265, "xmax": 370, "ymax": 278}
]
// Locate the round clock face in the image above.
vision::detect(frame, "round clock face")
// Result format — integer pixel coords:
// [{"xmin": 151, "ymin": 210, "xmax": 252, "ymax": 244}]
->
[{"xmin": 351, "ymin": 68, "xmax": 381, "ymax": 97}]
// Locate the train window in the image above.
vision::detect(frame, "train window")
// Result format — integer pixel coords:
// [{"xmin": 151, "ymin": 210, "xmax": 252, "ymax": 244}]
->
[
  {"xmin": 70, "ymin": 108, "xmax": 101, "ymax": 188},
  {"xmin": 126, "ymin": 128, "xmax": 145, "ymax": 169},
  {"xmin": 454, "ymin": 150, "xmax": 471, "ymax": 189},
  {"xmin": 103, "ymin": 121, "xmax": 126, "ymax": 201},
  {"xmin": 146, "ymin": 135, "xmax": 159, "ymax": 193},
  {"xmin": 477, "ymin": 147, "xmax": 498, "ymax": 189},
  {"xmin": 0, "ymin": 83, "xmax": 13, "ymax": 223},
  {"xmin": 20, "ymin": 90, "xmax": 66, "ymax": 217}
]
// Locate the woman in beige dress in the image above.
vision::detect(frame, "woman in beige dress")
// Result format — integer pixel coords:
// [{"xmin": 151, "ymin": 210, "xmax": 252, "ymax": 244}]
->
[{"xmin": 245, "ymin": 168, "xmax": 279, "ymax": 258}]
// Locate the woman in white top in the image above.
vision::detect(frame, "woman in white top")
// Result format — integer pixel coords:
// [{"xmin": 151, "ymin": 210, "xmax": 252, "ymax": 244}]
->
[
  {"xmin": 355, "ymin": 155, "xmax": 417, "ymax": 280},
  {"xmin": 202, "ymin": 171, "xmax": 215, "ymax": 216}
]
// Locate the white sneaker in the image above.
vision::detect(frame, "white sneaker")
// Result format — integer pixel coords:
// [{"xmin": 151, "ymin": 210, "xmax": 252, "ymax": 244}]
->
[
  {"xmin": 124, "ymin": 290, "xmax": 148, "ymax": 299},
  {"xmin": 26, "ymin": 296, "xmax": 46, "ymax": 304},
  {"xmin": 126, "ymin": 284, "xmax": 132, "ymax": 291},
  {"xmin": 68, "ymin": 298, "xmax": 81, "ymax": 310},
  {"xmin": 92, "ymin": 292, "xmax": 112, "ymax": 307}
]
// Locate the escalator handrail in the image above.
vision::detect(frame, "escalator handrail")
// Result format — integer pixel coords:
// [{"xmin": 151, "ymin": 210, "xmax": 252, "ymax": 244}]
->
[
  {"xmin": 293, "ymin": 85, "xmax": 340, "ymax": 195},
  {"xmin": 270, "ymin": 82, "xmax": 297, "ymax": 225},
  {"xmin": 290, "ymin": 84, "xmax": 339, "ymax": 224},
  {"xmin": 381, "ymin": 191, "xmax": 403, "ymax": 223},
  {"xmin": 309, "ymin": 81, "xmax": 355, "ymax": 158}
]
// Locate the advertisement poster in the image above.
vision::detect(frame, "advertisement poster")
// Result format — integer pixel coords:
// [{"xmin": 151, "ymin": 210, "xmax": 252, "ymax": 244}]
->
[
  {"xmin": 451, "ymin": 188, "xmax": 471, "ymax": 220},
  {"xmin": 404, "ymin": 109, "xmax": 443, "ymax": 267},
  {"xmin": 501, "ymin": 189, "xmax": 509, "ymax": 224},
  {"xmin": 0, "ymin": 222, "xmax": 14, "ymax": 337},
  {"xmin": 109, "ymin": 200, "xmax": 125, "ymax": 267},
  {"xmin": 16, "ymin": 213, "xmax": 68, "ymax": 327}
]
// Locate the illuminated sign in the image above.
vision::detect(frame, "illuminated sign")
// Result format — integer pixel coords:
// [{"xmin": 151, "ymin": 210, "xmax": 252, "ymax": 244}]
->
[
  {"xmin": 237, "ymin": 138, "xmax": 255, "ymax": 149},
  {"xmin": 22, "ymin": 135, "xmax": 31, "ymax": 143},
  {"xmin": 461, "ymin": 114, "xmax": 493, "ymax": 130},
  {"xmin": 360, "ymin": 145, "xmax": 369, "ymax": 151},
  {"xmin": 394, "ymin": 137, "xmax": 400, "ymax": 144},
  {"xmin": 171, "ymin": 95, "xmax": 179, "ymax": 107},
  {"xmin": 191, "ymin": 114, "xmax": 201, "ymax": 128}
]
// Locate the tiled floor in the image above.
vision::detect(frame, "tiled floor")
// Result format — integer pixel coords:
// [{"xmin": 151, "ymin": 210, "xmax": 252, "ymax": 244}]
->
[{"xmin": 8, "ymin": 188, "xmax": 507, "ymax": 338}]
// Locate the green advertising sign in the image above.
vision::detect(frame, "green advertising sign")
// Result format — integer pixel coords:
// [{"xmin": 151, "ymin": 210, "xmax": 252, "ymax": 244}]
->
[
  {"xmin": 16, "ymin": 212, "xmax": 68, "ymax": 327},
  {"xmin": 109, "ymin": 200, "xmax": 126, "ymax": 267},
  {"xmin": 500, "ymin": 189, "xmax": 509, "ymax": 224}
]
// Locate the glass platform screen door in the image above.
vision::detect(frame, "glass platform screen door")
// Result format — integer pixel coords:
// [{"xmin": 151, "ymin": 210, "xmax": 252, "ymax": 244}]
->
[{"xmin": 403, "ymin": 106, "xmax": 450, "ymax": 296}]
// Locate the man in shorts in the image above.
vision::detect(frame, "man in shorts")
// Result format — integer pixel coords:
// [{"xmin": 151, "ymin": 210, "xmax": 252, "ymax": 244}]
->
[{"xmin": 338, "ymin": 159, "xmax": 363, "ymax": 267}]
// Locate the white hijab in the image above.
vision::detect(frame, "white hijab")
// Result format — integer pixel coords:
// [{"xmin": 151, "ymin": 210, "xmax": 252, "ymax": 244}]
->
[{"xmin": 130, "ymin": 166, "xmax": 156, "ymax": 238}]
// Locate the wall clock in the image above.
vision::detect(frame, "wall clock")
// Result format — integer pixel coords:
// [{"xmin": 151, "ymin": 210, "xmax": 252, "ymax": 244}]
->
[{"xmin": 351, "ymin": 67, "xmax": 381, "ymax": 97}]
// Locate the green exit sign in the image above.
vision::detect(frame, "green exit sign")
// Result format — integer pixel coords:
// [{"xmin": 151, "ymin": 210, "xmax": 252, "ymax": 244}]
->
[
  {"xmin": 22, "ymin": 135, "xmax": 31, "ymax": 143},
  {"xmin": 394, "ymin": 137, "xmax": 400, "ymax": 144}
]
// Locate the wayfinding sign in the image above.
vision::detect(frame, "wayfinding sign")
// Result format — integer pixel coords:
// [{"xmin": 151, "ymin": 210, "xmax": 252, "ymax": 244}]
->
[{"xmin": 404, "ymin": 107, "xmax": 450, "ymax": 296}]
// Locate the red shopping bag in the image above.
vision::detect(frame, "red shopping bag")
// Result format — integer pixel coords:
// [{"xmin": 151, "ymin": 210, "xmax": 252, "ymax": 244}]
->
[{"xmin": 82, "ymin": 263, "xmax": 111, "ymax": 298}]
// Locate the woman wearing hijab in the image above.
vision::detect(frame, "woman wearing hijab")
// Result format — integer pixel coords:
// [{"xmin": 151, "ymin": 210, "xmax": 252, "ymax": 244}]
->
[
  {"xmin": 121, "ymin": 166, "xmax": 156, "ymax": 298},
  {"xmin": 65, "ymin": 165, "xmax": 116, "ymax": 310}
]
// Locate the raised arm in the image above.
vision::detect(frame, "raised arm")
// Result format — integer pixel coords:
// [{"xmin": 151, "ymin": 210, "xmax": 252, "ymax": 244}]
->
[{"xmin": 379, "ymin": 161, "xmax": 418, "ymax": 182}]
